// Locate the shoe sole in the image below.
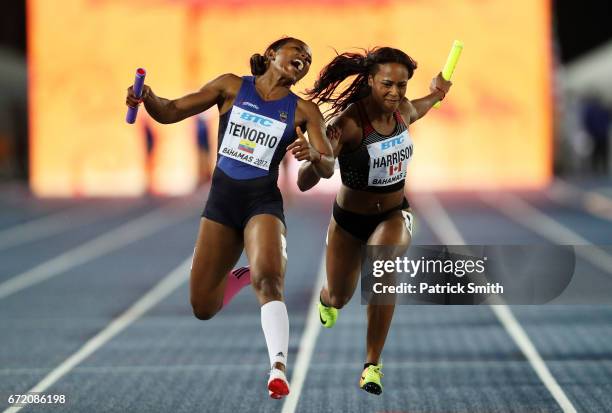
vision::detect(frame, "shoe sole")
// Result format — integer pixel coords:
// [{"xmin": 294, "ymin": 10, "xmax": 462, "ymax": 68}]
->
[
  {"xmin": 361, "ymin": 381, "xmax": 382, "ymax": 395},
  {"xmin": 269, "ymin": 391, "xmax": 282, "ymax": 400},
  {"xmin": 268, "ymin": 378, "xmax": 290, "ymax": 399}
]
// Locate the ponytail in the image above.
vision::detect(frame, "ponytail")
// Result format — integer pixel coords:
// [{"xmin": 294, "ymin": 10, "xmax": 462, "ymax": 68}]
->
[
  {"xmin": 307, "ymin": 47, "xmax": 417, "ymax": 120},
  {"xmin": 250, "ymin": 53, "xmax": 268, "ymax": 76}
]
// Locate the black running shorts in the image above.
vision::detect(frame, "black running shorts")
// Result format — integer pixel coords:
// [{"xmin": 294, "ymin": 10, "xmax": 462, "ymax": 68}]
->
[{"xmin": 332, "ymin": 198, "xmax": 411, "ymax": 243}]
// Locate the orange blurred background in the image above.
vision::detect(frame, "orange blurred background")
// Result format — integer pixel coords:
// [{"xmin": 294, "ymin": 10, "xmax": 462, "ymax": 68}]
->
[{"xmin": 28, "ymin": 0, "xmax": 551, "ymax": 196}]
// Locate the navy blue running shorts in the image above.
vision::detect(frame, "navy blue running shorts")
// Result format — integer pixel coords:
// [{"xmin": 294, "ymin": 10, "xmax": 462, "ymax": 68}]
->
[{"xmin": 202, "ymin": 167, "xmax": 286, "ymax": 230}]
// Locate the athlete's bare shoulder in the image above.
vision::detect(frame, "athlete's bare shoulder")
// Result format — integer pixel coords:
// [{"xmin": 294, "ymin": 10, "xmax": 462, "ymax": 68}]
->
[
  {"xmin": 208, "ymin": 73, "xmax": 243, "ymax": 97},
  {"xmin": 331, "ymin": 103, "xmax": 362, "ymax": 149},
  {"xmin": 294, "ymin": 97, "xmax": 324, "ymax": 128},
  {"xmin": 398, "ymin": 97, "xmax": 417, "ymax": 125},
  {"xmin": 296, "ymin": 97, "xmax": 319, "ymax": 115},
  {"xmin": 208, "ymin": 73, "xmax": 244, "ymax": 113}
]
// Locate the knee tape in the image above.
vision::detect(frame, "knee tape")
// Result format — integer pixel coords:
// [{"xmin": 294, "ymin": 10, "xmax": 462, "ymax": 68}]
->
[
  {"xmin": 401, "ymin": 210, "xmax": 414, "ymax": 237},
  {"xmin": 281, "ymin": 234, "xmax": 287, "ymax": 261}
]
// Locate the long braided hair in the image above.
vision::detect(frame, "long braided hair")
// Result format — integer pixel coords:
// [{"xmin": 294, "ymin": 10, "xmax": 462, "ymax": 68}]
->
[{"xmin": 306, "ymin": 47, "xmax": 417, "ymax": 120}]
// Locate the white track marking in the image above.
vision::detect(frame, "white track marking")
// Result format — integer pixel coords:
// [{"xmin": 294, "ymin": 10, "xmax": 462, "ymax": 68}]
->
[
  {"xmin": 416, "ymin": 193, "xmax": 465, "ymax": 244},
  {"xmin": 481, "ymin": 192, "xmax": 612, "ymax": 276},
  {"xmin": 0, "ymin": 204, "xmax": 195, "ymax": 300},
  {"xmin": 548, "ymin": 179, "xmax": 612, "ymax": 221},
  {"xmin": 487, "ymin": 303, "xmax": 577, "ymax": 413},
  {"xmin": 416, "ymin": 192, "xmax": 577, "ymax": 413},
  {"xmin": 3, "ymin": 256, "xmax": 192, "ymax": 413},
  {"xmin": 0, "ymin": 204, "xmax": 141, "ymax": 251},
  {"xmin": 281, "ymin": 254, "xmax": 326, "ymax": 413}
]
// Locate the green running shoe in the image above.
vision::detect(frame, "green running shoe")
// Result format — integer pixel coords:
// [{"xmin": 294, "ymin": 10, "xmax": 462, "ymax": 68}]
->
[
  {"xmin": 318, "ymin": 299, "xmax": 338, "ymax": 328},
  {"xmin": 360, "ymin": 363, "xmax": 383, "ymax": 395}
]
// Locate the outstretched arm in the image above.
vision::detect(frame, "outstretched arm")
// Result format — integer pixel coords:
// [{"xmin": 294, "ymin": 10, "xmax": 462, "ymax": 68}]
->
[
  {"xmin": 401, "ymin": 73, "xmax": 452, "ymax": 125},
  {"xmin": 125, "ymin": 73, "xmax": 238, "ymax": 124},
  {"xmin": 288, "ymin": 100, "xmax": 335, "ymax": 180}
]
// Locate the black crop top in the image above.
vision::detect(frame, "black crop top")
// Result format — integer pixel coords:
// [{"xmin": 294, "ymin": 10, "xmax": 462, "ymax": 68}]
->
[{"xmin": 338, "ymin": 101, "xmax": 413, "ymax": 193}]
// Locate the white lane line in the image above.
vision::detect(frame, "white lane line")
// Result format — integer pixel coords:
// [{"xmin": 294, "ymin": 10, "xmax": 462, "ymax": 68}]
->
[
  {"xmin": 2, "ymin": 256, "xmax": 192, "ymax": 413},
  {"xmin": 281, "ymin": 254, "xmax": 326, "ymax": 413},
  {"xmin": 415, "ymin": 192, "xmax": 578, "ymax": 413},
  {"xmin": 416, "ymin": 193, "xmax": 465, "ymax": 244},
  {"xmin": 0, "ymin": 203, "xmax": 196, "ymax": 300},
  {"xmin": 548, "ymin": 179, "xmax": 612, "ymax": 221},
  {"xmin": 0, "ymin": 203, "xmax": 141, "ymax": 251},
  {"xmin": 481, "ymin": 192, "xmax": 612, "ymax": 276},
  {"xmin": 487, "ymin": 303, "xmax": 578, "ymax": 412}
]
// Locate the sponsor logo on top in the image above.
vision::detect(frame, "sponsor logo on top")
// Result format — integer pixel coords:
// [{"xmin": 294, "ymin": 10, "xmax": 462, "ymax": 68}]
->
[
  {"xmin": 381, "ymin": 136, "xmax": 404, "ymax": 150},
  {"xmin": 242, "ymin": 101, "xmax": 259, "ymax": 110},
  {"xmin": 240, "ymin": 112, "xmax": 273, "ymax": 127}
]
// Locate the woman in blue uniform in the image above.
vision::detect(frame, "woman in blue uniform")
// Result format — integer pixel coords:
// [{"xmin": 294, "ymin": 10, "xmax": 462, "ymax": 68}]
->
[
  {"xmin": 299, "ymin": 47, "xmax": 451, "ymax": 395},
  {"xmin": 126, "ymin": 37, "xmax": 334, "ymax": 399}
]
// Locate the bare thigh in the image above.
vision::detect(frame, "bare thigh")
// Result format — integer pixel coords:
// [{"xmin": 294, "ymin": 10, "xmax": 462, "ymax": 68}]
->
[
  {"xmin": 366, "ymin": 210, "xmax": 412, "ymax": 296},
  {"xmin": 325, "ymin": 216, "xmax": 363, "ymax": 309},
  {"xmin": 368, "ymin": 210, "xmax": 412, "ymax": 249},
  {"xmin": 244, "ymin": 214, "xmax": 287, "ymax": 305},
  {"xmin": 190, "ymin": 218, "xmax": 244, "ymax": 319}
]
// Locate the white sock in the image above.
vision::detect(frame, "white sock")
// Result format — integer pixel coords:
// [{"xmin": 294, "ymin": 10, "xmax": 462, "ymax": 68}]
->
[{"xmin": 261, "ymin": 300, "xmax": 289, "ymax": 368}]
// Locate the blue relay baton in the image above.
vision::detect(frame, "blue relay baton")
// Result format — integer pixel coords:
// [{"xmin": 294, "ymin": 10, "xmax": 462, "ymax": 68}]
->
[{"xmin": 126, "ymin": 68, "xmax": 146, "ymax": 124}]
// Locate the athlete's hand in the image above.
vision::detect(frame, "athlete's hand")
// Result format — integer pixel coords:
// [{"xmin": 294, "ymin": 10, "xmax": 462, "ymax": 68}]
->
[
  {"xmin": 429, "ymin": 73, "xmax": 452, "ymax": 100},
  {"xmin": 287, "ymin": 126, "xmax": 322, "ymax": 163},
  {"xmin": 125, "ymin": 84, "xmax": 151, "ymax": 108}
]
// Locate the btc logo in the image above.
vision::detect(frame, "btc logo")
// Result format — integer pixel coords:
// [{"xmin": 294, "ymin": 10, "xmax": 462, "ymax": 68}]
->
[
  {"xmin": 240, "ymin": 112, "xmax": 273, "ymax": 127},
  {"xmin": 381, "ymin": 136, "xmax": 404, "ymax": 150}
]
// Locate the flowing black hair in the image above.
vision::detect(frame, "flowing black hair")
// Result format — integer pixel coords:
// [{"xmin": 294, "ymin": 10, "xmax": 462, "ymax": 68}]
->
[
  {"xmin": 250, "ymin": 37, "xmax": 305, "ymax": 76},
  {"xmin": 306, "ymin": 47, "xmax": 417, "ymax": 120}
]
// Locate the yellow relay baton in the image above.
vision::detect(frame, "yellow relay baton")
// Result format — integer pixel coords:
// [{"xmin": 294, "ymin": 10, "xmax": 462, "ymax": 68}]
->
[{"xmin": 433, "ymin": 40, "xmax": 463, "ymax": 108}]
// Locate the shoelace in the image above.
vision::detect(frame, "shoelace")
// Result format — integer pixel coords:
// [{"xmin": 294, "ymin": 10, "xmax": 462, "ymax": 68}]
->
[{"xmin": 369, "ymin": 364, "xmax": 384, "ymax": 377}]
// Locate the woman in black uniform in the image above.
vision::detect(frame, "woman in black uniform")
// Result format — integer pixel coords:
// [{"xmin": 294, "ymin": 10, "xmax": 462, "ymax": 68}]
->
[
  {"xmin": 299, "ymin": 47, "xmax": 451, "ymax": 394},
  {"xmin": 126, "ymin": 37, "xmax": 334, "ymax": 399}
]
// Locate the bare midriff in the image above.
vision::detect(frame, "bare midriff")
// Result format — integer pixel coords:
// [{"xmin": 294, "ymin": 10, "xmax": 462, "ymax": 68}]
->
[{"xmin": 336, "ymin": 185, "xmax": 405, "ymax": 215}]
